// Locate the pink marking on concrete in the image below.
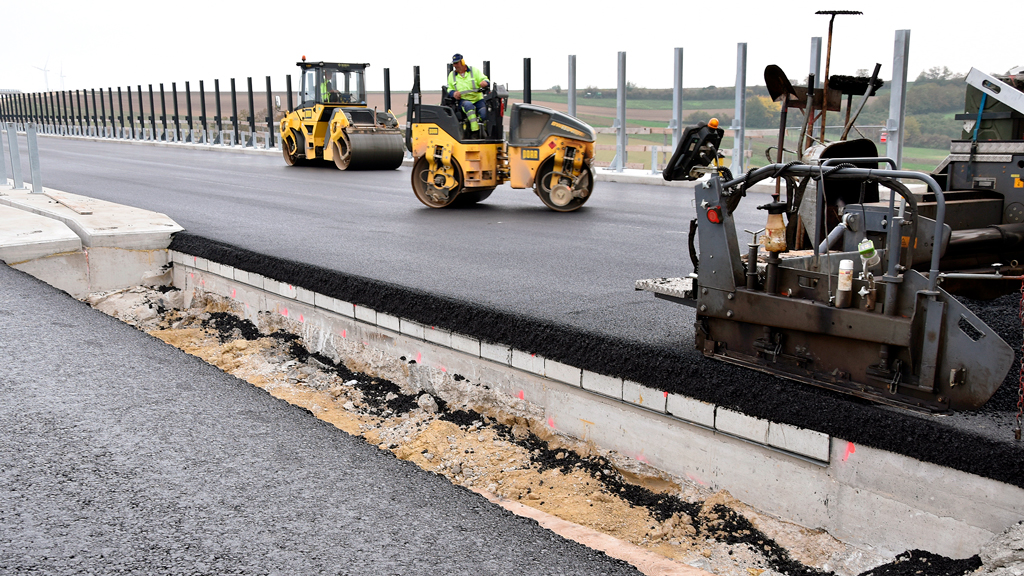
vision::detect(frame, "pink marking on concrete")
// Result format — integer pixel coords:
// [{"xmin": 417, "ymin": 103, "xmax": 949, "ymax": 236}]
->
[
  {"xmin": 299, "ymin": 314, "xmax": 304, "ymax": 323},
  {"xmin": 634, "ymin": 453, "xmax": 649, "ymax": 463},
  {"xmin": 231, "ymin": 289, "xmax": 236, "ymax": 299},
  {"xmin": 438, "ymin": 365, "xmax": 447, "ymax": 372},
  {"xmin": 282, "ymin": 307, "xmax": 288, "ymax": 317},
  {"xmin": 686, "ymin": 473, "xmax": 708, "ymax": 486},
  {"xmin": 843, "ymin": 442, "xmax": 856, "ymax": 462},
  {"xmin": 416, "ymin": 352, "xmax": 422, "ymax": 363},
  {"xmin": 547, "ymin": 417, "xmax": 556, "ymax": 428},
  {"xmin": 663, "ymin": 391, "xmax": 669, "ymax": 398},
  {"xmin": 517, "ymin": 390, "xmax": 525, "ymax": 400},
  {"xmin": 341, "ymin": 329, "xmax": 347, "ymax": 338}
]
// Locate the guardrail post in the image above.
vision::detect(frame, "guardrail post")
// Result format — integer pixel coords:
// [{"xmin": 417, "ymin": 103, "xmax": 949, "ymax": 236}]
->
[
  {"xmin": 246, "ymin": 77, "xmax": 255, "ymax": 147},
  {"xmin": 171, "ymin": 83, "xmax": 181, "ymax": 142},
  {"xmin": 286, "ymin": 75, "xmax": 293, "ymax": 113},
  {"xmin": 523, "ymin": 58, "xmax": 531, "ymax": 104},
  {"xmin": 137, "ymin": 86, "xmax": 146, "ymax": 140},
  {"xmin": 148, "ymin": 85, "xmax": 157, "ymax": 141},
  {"xmin": 0, "ymin": 120, "xmax": 6, "ymax": 184},
  {"xmin": 568, "ymin": 55, "xmax": 576, "ymax": 118},
  {"xmin": 670, "ymin": 47, "xmax": 683, "ymax": 149},
  {"xmin": 264, "ymin": 76, "xmax": 274, "ymax": 149},
  {"xmin": 808, "ymin": 37, "xmax": 822, "ymax": 139},
  {"xmin": 384, "ymin": 68, "xmax": 391, "ymax": 113},
  {"xmin": 199, "ymin": 80, "xmax": 207, "ymax": 144},
  {"xmin": 117, "ymin": 87, "xmax": 125, "ymax": 138},
  {"xmin": 108, "ymin": 88, "xmax": 116, "ymax": 137},
  {"xmin": 159, "ymin": 83, "xmax": 168, "ymax": 141},
  {"xmin": 215, "ymin": 79, "xmax": 223, "ymax": 144},
  {"xmin": 887, "ymin": 29, "xmax": 910, "ymax": 170},
  {"xmin": 231, "ymin": 78, "xmax": 239, "ymax": 146},
  {"xmin": 99, "ymin": 88, "xmax": 108, "ymax": 137},
  {"xmin": 125, "ymin": 87, "xmax": 134, "ymax": 139},
  {"xmin": 90, "ymin": 88, "xmax": 98, "ymax": 136},
  {"xmin": 185, "ymin": 81, "xmax": 194, "ymax": 143},
  {"xmin": 26, "ymin": 123, "xmax": 42, "ymax": 193},
  {"xmin": 731, "ymin": 42, "xmax": 747, "ymax": 174},
  {"xmin": 613, "ymin": 51, "xmax": 627, "ymax": 172},
  {"xmin": 6, "ymin": 124, "xmax": 25, "ymax": 189},
  {"xmin": 75, "ymin": 90, "xmax": 84, "ymax": 135}
]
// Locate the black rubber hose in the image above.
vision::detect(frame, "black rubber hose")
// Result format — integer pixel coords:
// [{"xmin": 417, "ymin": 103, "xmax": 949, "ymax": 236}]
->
[{"xmin": 688, "ymin": 218, "xmax": 699, "ymax": 273}]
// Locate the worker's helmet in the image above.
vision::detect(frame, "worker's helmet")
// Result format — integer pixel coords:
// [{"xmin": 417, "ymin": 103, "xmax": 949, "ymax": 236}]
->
[{"xmin": 452, "ymin": 53, "xmax": 465, "ymax": 66}]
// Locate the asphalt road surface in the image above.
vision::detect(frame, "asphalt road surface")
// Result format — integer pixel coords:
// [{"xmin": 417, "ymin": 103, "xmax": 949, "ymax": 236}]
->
[
  {"xmin": 26, "ymin": 136, "xmax": 773, "ymax": 350},
  {"xmin": 0, "ymin": 263, "xmax": 642, "ymax": 576}
]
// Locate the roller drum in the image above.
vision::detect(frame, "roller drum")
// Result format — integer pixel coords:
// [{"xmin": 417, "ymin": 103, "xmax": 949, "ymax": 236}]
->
[{"xmin": 344, "ymin": 131, "xmax": 405, "ymax": 170}]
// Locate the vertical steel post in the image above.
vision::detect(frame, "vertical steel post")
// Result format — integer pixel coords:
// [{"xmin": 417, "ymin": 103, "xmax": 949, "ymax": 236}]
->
[
  {"xmin": 286, "ymin": 75, "xmax": 293, "ymax": 112},
  {"xmin": 483, "ymin": 61, "xmax": 490, "ymax": 80},
  {"xmin": 148, "ymin": 85, "xmax": 157, "ymax": 141},
  {"xmin": 733, "ymin": 43, "xmax": 748, "ymax": 174},
  {"xmin": 75, "ymin": 90, "xmax": 84, "ymax": 134},
  {"xmin": 125, "ymin": 87, "xmax": 133, "ymax": 138},
  {"xmin": 185, "ymin": 81, "xmax": 194, "ymax": 143},
  {"xmin": 568, "ymin": 55, "xmax": 577, "ymax": 118},
  {"xmin": 159, "ymin": 83, "xmax": 168, "ymax": 141},
  {"xmin": 887, "ymin": 29, "xmax": 911, "ymax": 170},
  {"xmin": 215, "ymin": 79, "xmax": 224, "ymax": 143},
  {"xmin": 0, "ymin": 117, "xmax": 6, "ymax": 184},
  {"xmin": 671, "ymin": 47, "xmax": 684, "ymax": 148},
  {"xmin": 99, "ymin": 88, "xmax": 108, "ymax": 135},
  {"xmin": 49, "ymin": 92, "xmax": 58, "ymax": 129},
  {"xmin": 26, "ymin": 123, "xmax": 42, "ymax": 193},
  {"xmin": 231, "ymin": 78, "xmax": 239, "ymax": 146},
  {"xmin": 62, "ymin": 91, "xmax": 70, "ymax": 132},
  {"xmin": 384, "ymin": 68, "xmax": 391, "ymax": 113},
  {"xmin": 808, "ymin": 37, "xmax": 822, "ymax": 140},
  {"xmin": 0, "ymin": 94, "xmax": 6, "ymax": 123},
  {"xmin": 199, "ymin": 80, "xmax": 207, "ymax": 143},
  {"xmin": 265, "ymin": 76, "xmax": 274, "ymax": 149},
  {"xmin": 136, "ymin": 86, "xmax": 145, "ymax": 139},
  {"xmin": 117, "ymin": 87, "xmax": 125, "ymax": 136},
  {"xmin": 523, "ymin": 58, "xmax": 532, "ymax": 104},
  {"xmin": 90, "ymin": 89, "xmax": 98, "ymax": 135},
  {"xmin": 108, "ymin": 88, "xmax": 116, "ymax": 135},
  {"xmin": 7, "ymin": 125, "xmax": 24, "ymax": 189},
  {"xmin": 615, "ymin": 51, "xmax": 627, "ymax": 172},
  {"xmin": 172, "ymin": 82, "xmax": 181, "ymax": 142},
  {"xmin": 246, "ymin": 77, "xmax": 255, "ymax": 147}
]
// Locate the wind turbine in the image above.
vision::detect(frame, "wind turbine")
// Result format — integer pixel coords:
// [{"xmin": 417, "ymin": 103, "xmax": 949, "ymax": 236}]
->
[{"xmin": 33, "ymin": 56, "xmax": 51, "ymax": 92}]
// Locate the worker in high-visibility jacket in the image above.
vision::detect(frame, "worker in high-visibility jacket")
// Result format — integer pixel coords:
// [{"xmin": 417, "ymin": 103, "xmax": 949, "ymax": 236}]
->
[
  {"xmin": 447, "ymin": 53, "xmax": 489, "ymax": 137},
  {"xmin": 320, "ymin": 70, "xmax": 337, "ymax": 103}
]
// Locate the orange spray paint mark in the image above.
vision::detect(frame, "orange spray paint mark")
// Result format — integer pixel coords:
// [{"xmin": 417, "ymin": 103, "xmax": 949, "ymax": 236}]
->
[{"xmin": 843, "ymin": 442, "xmax": 856, "ymax": 462}]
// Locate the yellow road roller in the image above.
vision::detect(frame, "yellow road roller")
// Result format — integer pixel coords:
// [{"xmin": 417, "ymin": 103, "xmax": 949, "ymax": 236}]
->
[
  {"xmin": 280, "ymin": 58, "xmax": 404, "ymax": 170},
  {"xmin": 405, "ymin": 70, "xmax": 596, "ymax": 211}
]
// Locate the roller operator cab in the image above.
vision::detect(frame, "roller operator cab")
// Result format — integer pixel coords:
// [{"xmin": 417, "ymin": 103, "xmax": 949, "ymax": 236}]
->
[
  {"xmin": 406, "ymin": 69, "xmax": 596, "ymax": 211},
  {"xmin": 280, "ymin": 59, "xmax": 405, "ymax": 170}
]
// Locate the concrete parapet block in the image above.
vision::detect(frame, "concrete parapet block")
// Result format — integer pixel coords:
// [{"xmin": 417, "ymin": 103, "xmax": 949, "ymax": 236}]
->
[
  {"xmin": 715, "ymin": 407, "xmax": 769, "ymax": 444},
  {"xmin": 545, "ymin": 359, "xmax": 581, "ymax": 387},
  {"xmin": 296, "ymin": 287, "xmax": 315, "ymax": 305},
  {"xmin": 450, "ymin": 332, "xmax": 480, "ymax": 357},
  {"xmin": 399, "ymin": 318, "xmax": 424, "ymax": 340},
  {"xmin": 331, "ymin": 298, "xmax": 355, "ymax": 318},
  {"xmin": 424, "ymin": 325, "xmax": 452, "ymax": 348},
  {"xmin": 313, "ymin": 292, "xmax": 334, "ymax": 312},
  {"xmin": 512, "ymin": 349, "xmax": 545, "ymax": 376},
  {"xmin": 623, "ymin": 380, "xmax": 666, "ymax": 412},
  {"xmin": 376, "ymin": 312, "xmax": 401, "ymax": 333},
  {"xmin": 481, "ymin": 342, "xmax": 511, "ymax": 365},
  {"xmin": 666, "ymin": 394, "xmax": 715, "ymax": 428},
  {"xmin": 353, "ymin": 304, "xmax": 376, "ymax": 325},
  {"xmin": 582, "ymin": 370, "xmax": 623, "ymax": 399},
  {"xmin": 768, "ymin": 422, "xmax": 830, "ymax": 463},
  {"xmin": 279, "ymin": 282, "xmax": 297, "ymax": 300}
]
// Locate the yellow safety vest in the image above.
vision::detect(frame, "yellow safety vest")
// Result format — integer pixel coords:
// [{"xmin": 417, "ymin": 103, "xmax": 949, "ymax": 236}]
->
[{"xmin": 447, "ymin": 67, "xmax": 489, "ymax": 103}]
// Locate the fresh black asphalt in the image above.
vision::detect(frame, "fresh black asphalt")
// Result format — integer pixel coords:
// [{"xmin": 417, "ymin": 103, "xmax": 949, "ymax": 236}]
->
[{"xmin": 0, "ymin": 263, "xmax": 641, "ymax": 575}]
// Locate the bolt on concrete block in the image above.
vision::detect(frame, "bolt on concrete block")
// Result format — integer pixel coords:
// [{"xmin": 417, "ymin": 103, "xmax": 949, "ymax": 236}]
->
[
  {"xmin": 353, "ymin": 304, "xmax": 376, "ymax": 325},
  {"xmin": 400, "ymin": 318, "xmax": 425, "ymax": 340},
  {"xmin": 768, "ymin": 422, "xmax": 830, "ymax": 462},
  {"xmin": 424, "ymin": 326, "xmax": 452, "ymax": 348},
  {"xmin": 296, "ymin": 287, "xmax": 315, "ymax": 305},
  {"xmin": 450, "ymin": 332, "xmax": 480, "ymax": 356},
  {"xmin": 545, "ymin": 359, "xmax": 582, "ymax": 387},
  {"xmin": 481, "ymin": 342, "xmax": 511, "ymax": 365},
  {"xmin": 582, "ymin": 370, "xmax": 624, "ymax": 399},
  {"xmin": 512, "ymin": 349, "xmax": 545, "ymax": 376},
  {"xmin": 623, "ymin": 380, "xmax": 666, "ymax": 412},
  {"xmin": 666, "ymin": 393, "xmax": 715, "ymax": 428},
  {"xmin": 716, "ymin": 408, "xmax": 769, "ymax": 444}
]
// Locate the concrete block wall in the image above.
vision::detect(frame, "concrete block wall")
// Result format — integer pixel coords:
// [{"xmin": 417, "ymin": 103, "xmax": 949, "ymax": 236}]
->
[{"xmin": 170, "ymin": 250, "xmax": 1024, "ymax": 559}]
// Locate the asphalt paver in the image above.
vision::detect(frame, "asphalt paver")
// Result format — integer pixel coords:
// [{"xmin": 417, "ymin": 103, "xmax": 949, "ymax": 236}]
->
[{"xmin": 0, "ymin": 263, "xmax": 641, "ymax": 576}]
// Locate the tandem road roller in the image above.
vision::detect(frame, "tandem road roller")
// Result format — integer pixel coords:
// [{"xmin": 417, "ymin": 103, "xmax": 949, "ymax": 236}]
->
[
  {"xmin": 280, "ymin": 58, "xmax": 405, "ymax": 170},
  {"xmin": 405, "ymin": 68, "xmax": 597, "ymax": 211}
]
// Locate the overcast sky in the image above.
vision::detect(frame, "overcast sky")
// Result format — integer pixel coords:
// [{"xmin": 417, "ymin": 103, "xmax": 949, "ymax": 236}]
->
[{"xmin": 3, "ymin": 0, "xmax": 1019, "ymax": 95}]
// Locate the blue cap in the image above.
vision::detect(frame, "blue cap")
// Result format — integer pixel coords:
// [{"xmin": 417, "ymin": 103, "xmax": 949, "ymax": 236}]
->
[{"xmin": 452, "ymin": 53, "xmax": 463, "ymax": 64}]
